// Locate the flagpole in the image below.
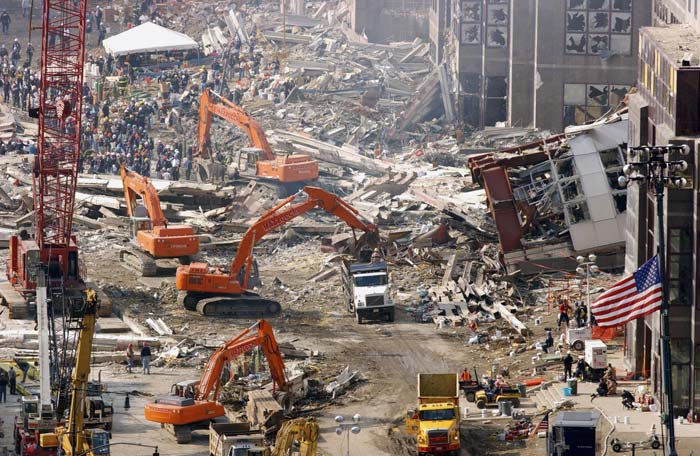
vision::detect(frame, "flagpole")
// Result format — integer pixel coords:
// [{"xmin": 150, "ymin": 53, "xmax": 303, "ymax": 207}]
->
[
  {"xmin": 620, "ymin": 144, "xmax": 690, "ymax": 456},
  {"xmin": 655, "ymin": 177, "xmax": 677, "ymax": 456}
]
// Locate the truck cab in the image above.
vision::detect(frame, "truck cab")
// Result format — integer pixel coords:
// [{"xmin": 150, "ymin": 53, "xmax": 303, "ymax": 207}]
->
[
  {"xmin": 407, "ymin": 374, "xmax": 460, "ymax": 456},
  {"xmin": 340, "ymin": 260, "xmax": 394, "ymax": 324}
]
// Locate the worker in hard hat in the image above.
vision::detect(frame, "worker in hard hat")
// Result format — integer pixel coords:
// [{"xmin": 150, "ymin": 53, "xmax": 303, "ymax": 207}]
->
[
  {"xmin": 370, "ymin": 248, "xmax": 382, "ymax": 264},
  {"xmin": 459, "ymin": 368, "xmax": 472, "ymax": 383}
]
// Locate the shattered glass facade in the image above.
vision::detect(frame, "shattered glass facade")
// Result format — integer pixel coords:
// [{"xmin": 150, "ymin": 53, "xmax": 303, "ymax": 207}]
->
[
  {"xmin": 457, "ymin": 0, "xmax": 509, "ymax": 47},
  {"xmin": 563, "ymin": 83, "xmax": 632, "ymax": 125},
  {"xmin": 565, "ymin": 0, "xmax": 633, "ymax": 55}
]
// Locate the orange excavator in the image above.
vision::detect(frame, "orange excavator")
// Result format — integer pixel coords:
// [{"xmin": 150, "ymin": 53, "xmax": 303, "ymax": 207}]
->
[
  {"xmin": 197, "ymin": 88, "xmax": 319, "ymax": 191},
  {"xmin": 144, "ymin": 320, "xmax": 288, "ymax": 443},
  {"xmin": 176, "ymin": 186, "xmax": 378, "ymax": 317},
  {"xmin": 119, "ymin": 165, "xmax": 200, "ymax": 276}
]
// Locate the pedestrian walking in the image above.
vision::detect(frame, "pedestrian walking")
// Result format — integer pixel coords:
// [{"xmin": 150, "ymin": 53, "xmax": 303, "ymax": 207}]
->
[
  {"xmin": 563, "ymin": 351, "xmax": 574, "ymax": 379},
  {"xmin": 8, "ymin": 367, "xmax": 16, "ymax": 395},
  {"xmin": 557, "ymin": 298, "xmax": 571, "ymax": 330},
  {"xmin": 0, "ymin": 370, "xmax": 7, "ymax": 402},
  {"xmin": 0, "ymin": 10, "xmax": 11, "ymax": 35},
  {"xmin": 575, "ymin": 302, "xmax": 587, "ymax": 328},
  {"xmin": 26, "ymin": 42, "xmax": 33, "ymax": 66},
  {"xmin": 97, "ymin": 24, "xmax": 106, "ymax": 46},
  {"xmin": 22, "ymin": 0, "xmax": 30, "ymax": 17},
  {"xmin": 140, "ymin": 342, "xmax": 152, "ymax": 375},
  {"xmin": 126, "ymin": 343, "xmax": 134, "ymax": 373}
]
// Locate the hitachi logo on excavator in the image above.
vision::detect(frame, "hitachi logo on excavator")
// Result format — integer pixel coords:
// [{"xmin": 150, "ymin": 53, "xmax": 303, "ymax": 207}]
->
[{"xmin": 261, "ymin": 209, "xmax": 303, "ymax": 231}]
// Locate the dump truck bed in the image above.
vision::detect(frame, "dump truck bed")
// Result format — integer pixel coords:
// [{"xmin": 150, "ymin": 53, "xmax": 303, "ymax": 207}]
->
[{"xmin": 417, "ymin": 373, "xmax": 458, "ymax": 405}]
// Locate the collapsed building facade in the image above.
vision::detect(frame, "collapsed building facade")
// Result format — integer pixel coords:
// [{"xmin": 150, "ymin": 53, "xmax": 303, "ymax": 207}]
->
[{"xmin": 468, "ymin": 113, "xmax": 630, "ymax": 273}]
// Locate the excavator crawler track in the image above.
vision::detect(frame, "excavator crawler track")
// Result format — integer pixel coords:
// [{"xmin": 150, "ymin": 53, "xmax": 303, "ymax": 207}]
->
[
  {"xmin": 119, "ymin": 248, "xmax": 157, "ymax": 276},
  {"xmin": 178, "ymin": 291, "xmax": 281, "ymax": 317}
]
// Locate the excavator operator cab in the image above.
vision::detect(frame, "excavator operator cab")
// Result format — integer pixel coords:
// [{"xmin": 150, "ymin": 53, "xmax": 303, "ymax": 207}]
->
[
  {"xmin": 237, "ymin": 147, "xmax": 263, "ymax": 173},
  {"xmin": 171, "ymin": 380, "xmax": 198, "ymax": 398},
  {"xmin": 128, "ymin": 216, "xmax": 153, "ymax": 239}
]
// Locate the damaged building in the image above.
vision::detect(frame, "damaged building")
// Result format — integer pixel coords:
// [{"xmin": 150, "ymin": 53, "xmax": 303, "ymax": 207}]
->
[
  {"xmin": 624, "ymin": 23, "xmax": 700, "ymax": 419},
  {"xmin": 430, "ymin": 0, "xmax": 651, "ymax": 131},
  {"xmin": 349, "ymin": 0, "xmax": 431, "ymax": 43},
  {"xmin": 468, "ymin": 112, "xmax": 629, "ymax": 273}
]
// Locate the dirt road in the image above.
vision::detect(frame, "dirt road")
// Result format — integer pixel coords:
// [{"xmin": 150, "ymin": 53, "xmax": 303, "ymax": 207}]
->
[{"xmin": 76, "ymin": 239, "xmax": 483, "ymax": 455}]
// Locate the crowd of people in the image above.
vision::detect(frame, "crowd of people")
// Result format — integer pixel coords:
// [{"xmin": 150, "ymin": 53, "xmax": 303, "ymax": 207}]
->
[
  {"xmin": 79, "ymin": 93, "xmax": 194, "ymax": 179},
  {"xmin": 0, "ymin": 40, "xmax": 39, "ymax": 110},
  {"xmin": 0, "ymin": 0, "xmax": 306, "ymax": 183}
]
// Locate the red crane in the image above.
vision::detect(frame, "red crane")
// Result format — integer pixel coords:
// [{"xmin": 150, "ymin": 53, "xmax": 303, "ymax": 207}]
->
[{"xmin": 5, "ymin": 0, "xmax": 87, "ymax": 300}]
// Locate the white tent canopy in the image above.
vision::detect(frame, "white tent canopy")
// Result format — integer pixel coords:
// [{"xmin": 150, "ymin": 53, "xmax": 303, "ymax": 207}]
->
[{"xmin": 102, "ymin": 22, "xmax": 199, "ymax": 57}]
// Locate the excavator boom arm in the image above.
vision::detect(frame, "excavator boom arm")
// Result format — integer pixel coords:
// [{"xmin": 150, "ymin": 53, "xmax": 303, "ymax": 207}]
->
[
  {"xmin": 198, "ymin": 89, "xmax": 275, "ymax": 160},
  {"xmin": 229, "ymin": 187, "xmax": 377, "ymax": 283},
  {"xmin": 120, "ymin": 165, "xmax": 168, "ymax": 228},
  {"xmin": 195, "ymin": 320, "xmax": 287, "ymax": 402}
]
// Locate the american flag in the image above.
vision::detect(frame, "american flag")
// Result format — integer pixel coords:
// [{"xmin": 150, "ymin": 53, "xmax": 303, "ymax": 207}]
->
[
  {"xmin": 530, "ymin": 411, "xmax": 549, "ymax": 438},
  {"xmin": 591, "ymin": 256, "xmax": 663, "ymax": 327}
]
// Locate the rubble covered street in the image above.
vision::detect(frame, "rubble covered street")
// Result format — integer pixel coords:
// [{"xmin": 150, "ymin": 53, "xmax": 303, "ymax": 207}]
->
[{"xmin": 1, "ymin": 1, "xmax": 700, "ymax": 456}]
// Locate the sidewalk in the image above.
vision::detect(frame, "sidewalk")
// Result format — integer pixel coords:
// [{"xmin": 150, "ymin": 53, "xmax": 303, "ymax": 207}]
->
[{"xmin": 533, "ymin": 379, "xmax": 700, "ymax": 454}]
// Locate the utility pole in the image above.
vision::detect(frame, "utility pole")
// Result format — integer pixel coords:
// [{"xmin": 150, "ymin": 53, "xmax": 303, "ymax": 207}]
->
[
  {"xmin": 281, "ymin": 0, "xmax": 287, "ymax": 50},
  {"xmin": 620, "ymin": 143, "xmax": 691, "ymax": 456}
]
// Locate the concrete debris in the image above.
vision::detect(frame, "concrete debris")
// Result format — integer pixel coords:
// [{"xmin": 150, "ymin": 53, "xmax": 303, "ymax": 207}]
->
[
  {"xmin": 325, "ymin": 366, "xmax": 358, "ymax": 399},
  {"xmin": 145, "ymin": 317, "xmax": 174, "ymax": 336}
]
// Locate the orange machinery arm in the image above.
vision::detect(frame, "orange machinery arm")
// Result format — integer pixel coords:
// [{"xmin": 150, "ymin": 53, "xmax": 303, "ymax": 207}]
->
[
  {"xmin": 231, "ymin": 186, "xmax": 377, "ymax": 289},
  {"xmin": 120, "ymin": 164, "xmax": 168, "ymax": 228},
  {"xmin": 197, "ymin": 88, "xmax": 275, "ymax": 161},
  {"xmin": 195, "ymin": 320, "xmax": 288, "ymax": 403}
]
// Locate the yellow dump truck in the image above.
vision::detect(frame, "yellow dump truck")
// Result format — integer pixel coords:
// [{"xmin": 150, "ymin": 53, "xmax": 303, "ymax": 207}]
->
[
  {"xmin": 406, "ymin": 373, "xmax": 460, "ymax": 456},
  {"xmin": 209, "ymin": 422, "xmax": 269, "ymax": 456}
]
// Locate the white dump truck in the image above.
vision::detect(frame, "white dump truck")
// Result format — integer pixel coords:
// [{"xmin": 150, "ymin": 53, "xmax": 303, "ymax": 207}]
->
[{"xmin": 340, "ymin": 259, "xmax": 394, "ymax": 324}]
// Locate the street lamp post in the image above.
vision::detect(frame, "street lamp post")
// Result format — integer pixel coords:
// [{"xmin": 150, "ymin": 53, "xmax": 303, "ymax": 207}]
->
[
  {"xmin": 576, "ymin": 254, "xmax": 600, "ymax": 326},
  {"xmin": 618, "ymin": 143, "xmax": 690, "ymax": 456},
  {"xmin": 335, "ymin": 414, "xmax": 361, "ymax": 456}
]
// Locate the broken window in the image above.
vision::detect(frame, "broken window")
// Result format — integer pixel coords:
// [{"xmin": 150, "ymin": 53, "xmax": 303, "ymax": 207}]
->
[
  {"xmin": 486, "ymin": 1, "xmax": 509, "ymax": 48},
  {"xmin": 485, "ymin": 76, "xmax": 507, "ymax": 126},
  {"xmin": 462, "ymin": 95, "xmax": 480, "ymax": 127},
  {"xmin": 567, "ymin": 201, "xmax": 591, "ymax": 224},
  {"xmin": 612, "ymin": 192, "xmax": 627, "ymax": 213},
  {"xmin": 460, "ymin": 1, "xmax": 482, "ymax": 44},
  {"xmin": 606, "ymin": 168, "xmax": 625, "ymax": 189},
  {"xmin": 560, "ymin": 178, "xmax": 584, "ymax": 202},
  {"xmin": 461, "ymin": 73, "xmax": 481, "ymax": 94},
  {"xmin": 485, "ymin": 99, "xmax": 507, "ymax": 126},
  {"xmin": 487, "ymin": 76, "xmax": 507, "ymax": 98},
  {"xmin": 563, "ymin": 83, "xmax": 631, "ymax": 126},
  {"xmin": 555, "ymin": 157, "xmax": 575, "ymax": 179},
  {"xmin": 599, "ymin": 147, "xmax": 623, "ymax": 168},
  {"xmin": 565, "ymin": 0, "xmax": 632, "ymax": 56}
]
